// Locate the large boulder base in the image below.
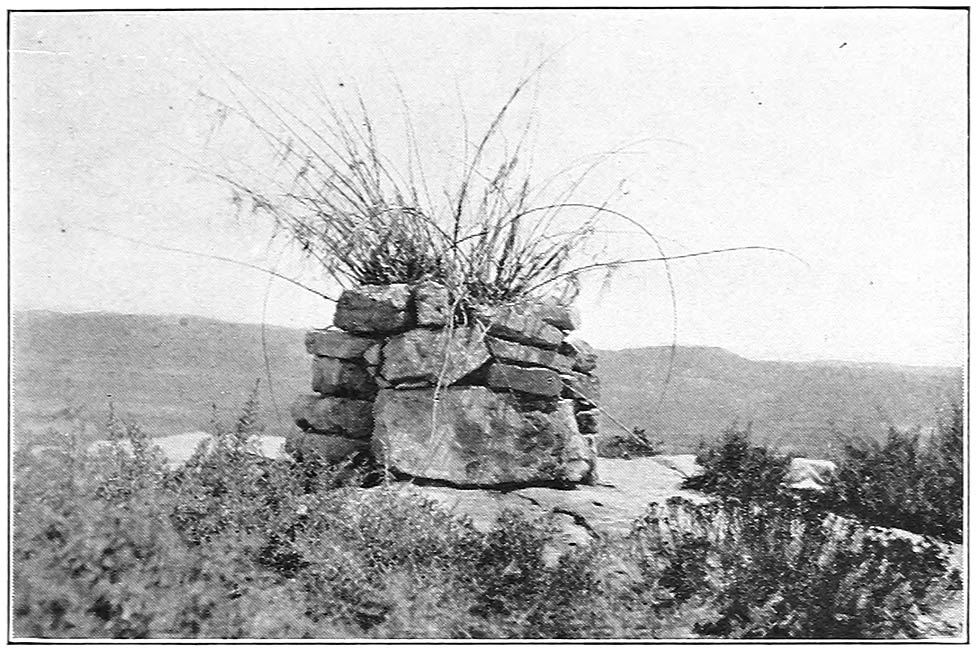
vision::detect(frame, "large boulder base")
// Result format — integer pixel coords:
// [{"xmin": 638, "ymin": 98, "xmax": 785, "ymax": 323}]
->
[
  {"xmin": 290, "ymin": 394, "xmax": 374, "ymax": 440},
  {"xmin": 381, "ymin": 325, "xmax": 490, "ymax": 386},
  {"xmin": 372, "ymin": 387, "xmax": 594, "ymax": 486},
  {"xmin": 334, "ymin": 284, "xmax": 411, "ymax": 333},
  {"xmin": 285, "ymin": 431, "xmax": 369, "ymax": 462}
]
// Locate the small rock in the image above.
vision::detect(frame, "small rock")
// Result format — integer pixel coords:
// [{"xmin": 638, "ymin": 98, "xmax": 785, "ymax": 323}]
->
[
  {"xmin": 363, "ymin": 342, "xmax": 382, "ymax": 367},
  {"xmin": 486, "ymin": 336, "xmax": 573, "ymax": 373},
  {"xmin": 576, "ymin": 409, "xmax": 600, "ymax": 434},
  {"xmin": 312, "ymin": 357, "xmax": 377, "ymax": 398},
  {"xmin": 474, "ymin": 302, "xmax": 565, "ymax": 349},
  {"xmin": 290, "ymin": 394, "xmax": 374, "ymax": 440},
  {"xmin": 334, "ymin": 284, "xmax": 411, "ymax": 334},
  {"xmin": 285, "ymin": 431, "xmax": 368, "ymax": 462},
  {"xmin": 413, "ymin": 280, "xmax": 451, "ymax": 327},
  {"xmin": 305, "ymin": 329, "xmax": 378, "ymax": 359},
  {"xmin": 487, "ymin": 362, "xmax": 563, "ymax": 398},
  {"xmin": 537, "ymin": 296, "xmax": 581, "ymax": 332},
  {"xmin": 381, "ymin": 325, "xmax": 490, "ymax": 386},
  {"xmin": 560, "ymin": 336, "xmax": 598, "ymax": 373},
  {"xmin": 560, "ymin": 371, "xmax": 601, "ymax": 408}
]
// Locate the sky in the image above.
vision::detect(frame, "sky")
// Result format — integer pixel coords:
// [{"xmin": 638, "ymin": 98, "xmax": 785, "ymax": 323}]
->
[{"xmin": 9, "ymin": 9, "xmax": 968, "ymax": 367}]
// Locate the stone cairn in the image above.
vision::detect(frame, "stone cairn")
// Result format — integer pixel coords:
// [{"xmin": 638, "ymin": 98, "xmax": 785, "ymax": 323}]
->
[{"xmin": 289, "ymin": 281, "xmax": 601, "ymax": 487}]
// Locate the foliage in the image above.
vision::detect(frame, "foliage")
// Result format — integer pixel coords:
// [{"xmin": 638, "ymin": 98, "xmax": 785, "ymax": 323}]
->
[
  {"xmin": 597, "ymin": 427, "xmax": 665, "ymax": 459},
  {"xmin": 11, "ymin": 394, "xmax": 961, "ymax": 640},
  {"xmin": 829, "ymin": 403, "xmax": 964, "ymax": 543},
  {"xmin": 682, "ymin": 424, "xmax": 791, "ymax": 504},
  {"xmin": 629, "ymin": 497, "xmax": 954, "ymax": 639}
]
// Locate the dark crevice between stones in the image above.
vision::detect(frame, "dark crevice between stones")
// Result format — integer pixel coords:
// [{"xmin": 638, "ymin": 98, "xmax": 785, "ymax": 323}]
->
[{"xmin": 387, "ymin": 469, "xmax": 585, "ymax": 492}]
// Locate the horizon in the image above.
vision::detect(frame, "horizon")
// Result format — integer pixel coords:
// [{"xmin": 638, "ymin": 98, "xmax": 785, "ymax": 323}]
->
[
  {"xmin": 14, "ymin": 306, "xmax": 963, "ymax": 371},
  {"xmin": 10, "ymin": 10, "xmax": 967, "ymax": 368}
]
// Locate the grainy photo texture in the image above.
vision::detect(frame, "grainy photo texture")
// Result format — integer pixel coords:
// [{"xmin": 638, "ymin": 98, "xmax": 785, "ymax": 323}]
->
[{"xmin": 8, "ymin": 8, "xmax": 967, "ymax": 642}]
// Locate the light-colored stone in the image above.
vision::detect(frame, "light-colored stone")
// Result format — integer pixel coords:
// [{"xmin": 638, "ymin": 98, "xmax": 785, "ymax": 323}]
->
[
  {"xmin": 290, "ymin": 394, "xmax": 374, "ymax": 440},
  {"xmin": 285, "ymin": 431, "xmax": 368, "ymax": 462},
  {"xmin": 371, "ymin": 387, "xmax": 593, "ymax": 486},
  {"xmin": 560, "ymin": 371, "xmax": 601, "ymax": 408},
  {"xmin": 537, "ymin": 297, "xmax": 581, "ymax": 332},
  {"xmin": 363, "ymin": 342, "xmax": 382, "ymax": 367},
  {"xmin": 474, "ymin": 303, "xmax": 565, "ymax": 349},
  {"xmin": 87, "ymin": 432, "xmax": 289, "ymax": 469},
  {"xmin": 486, "ymin": 336, "xmax": 573, "ymax": 373},
  {"xmin": 304, "ymin": 329, "xmax": 377, "ymax": 359},
  {"xmin": 381, "ymin": 325, "xmax": 490, "ymax": 386},
  {"xmin": 787, "ymin": 457, "xmax": 838, "ymax": 492},
  {"xmin": 333, "ymin": 284, "xmax": 411, "ymax": 333},
  {"xmin": 367, "ymin": 456, "xmax": 707, "ymax": 541},
  {"xmin": 561, "ymin": 336, "xmax": 598, "ymax": 373},
  {"xmin": 312, "ymin": 357, "xmax": 377, "ymax": 398},
  {"xmin": 487, "ymin": 362, "xmax": 563, "ymax": 397},
  {"xmin": 413, "ymin": 280, "xmax": 451, "ymax": 327}
]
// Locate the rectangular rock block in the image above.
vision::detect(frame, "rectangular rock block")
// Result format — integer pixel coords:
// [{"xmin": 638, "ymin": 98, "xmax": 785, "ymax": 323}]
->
[
  {"xmin": 381, "ymin": 325, "xmax": 489, "ymax": 386},
  {"xmin": 372, "ymin": 387, "xmax": 594, "ymax": 486},
  {"xmin": 560, "ymin": 371, "xmax": 601, "ymax": 409},
  {"xmin": 486, "ymin": 336, "xmax": 573, "ymax": 374},
  {"xmin": 312, "ymin": 357, "xmax": 377, "ymax": 398},
  {"xmin": 305, "ymin": 329, "xmax": 378, "ymax": 359},
  {"xmin": 487, "ymin": 362, "xmax": 563, "ymax": 398},
  {"xmin": 333, "ymin": 284, "xmax": 411, "ymax": 334},
  {"xmin": 285, "ymin": 431, "xmax": 369, "ymax": 462},
  {"xmin": 474, "ymin": 303, "xmax": 564, "ymax": 349},
  {"xmin": 290, "ymin": 394, "xmax": 374, "ymax": 440}
]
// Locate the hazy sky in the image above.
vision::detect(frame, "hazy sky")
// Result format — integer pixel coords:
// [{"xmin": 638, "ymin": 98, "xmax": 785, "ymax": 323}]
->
[{"xmin": 10, "ymin": 9, "xmax": 967, "ymax": 366}]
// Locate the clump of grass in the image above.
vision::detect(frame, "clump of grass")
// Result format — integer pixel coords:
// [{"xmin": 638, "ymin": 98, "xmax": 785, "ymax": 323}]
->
[{"xmin": 202, "ymin": 66, "xmax": 604, "ymax": 313}]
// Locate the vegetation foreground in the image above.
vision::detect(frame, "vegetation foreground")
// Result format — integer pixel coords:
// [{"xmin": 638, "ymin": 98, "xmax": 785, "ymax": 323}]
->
[{"xmin": 12, "ymin": 396, "xmax": 963, "ymax": 640}]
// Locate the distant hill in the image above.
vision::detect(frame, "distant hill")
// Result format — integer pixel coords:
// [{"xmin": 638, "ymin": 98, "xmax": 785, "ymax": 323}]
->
[
  {"xmin": 598, "ymin": 346, "xmax": 962, "ymax": 456},
  {"xmin": 11, "ymin": 311, "xmax": 963, "ymax": 457}
]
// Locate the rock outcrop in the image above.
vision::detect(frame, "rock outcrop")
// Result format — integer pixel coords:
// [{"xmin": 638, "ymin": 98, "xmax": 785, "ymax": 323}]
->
[{"xmin": 290, "ymin": 282, "xmax": 602, "ymax": 486}]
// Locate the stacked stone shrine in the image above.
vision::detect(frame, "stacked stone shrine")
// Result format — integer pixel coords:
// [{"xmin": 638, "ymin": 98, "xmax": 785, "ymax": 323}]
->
[{"xmin": 289, "ymin": 281, "xmax": 601, "ymax": 487}]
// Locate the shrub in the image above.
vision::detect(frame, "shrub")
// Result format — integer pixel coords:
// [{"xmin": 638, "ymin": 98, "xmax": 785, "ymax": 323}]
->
[
  {"xmin": 629, "ymin": 497, "xmax": 954, "ymax": 639},
  {"xmin": 682, "ymin": 424, "xmax": 791, "ymax": 504},
  {"xmin": 829, "ymin": 403, "xmax": 963, "ymax": 543}
]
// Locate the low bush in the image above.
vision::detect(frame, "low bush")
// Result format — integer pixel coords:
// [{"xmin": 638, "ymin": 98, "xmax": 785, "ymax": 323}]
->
[
  {"xmin": 11, "ymin": 395, "xmax": 961, "ymax": 639},
  {"xmin": 682, "ymin": 424, "xmax": 791, "ymax": 505},
  {"xmin": 628, "ymin": 497, "xmax": 954, "ymax": 639},
  {"xmin": 829, "ymin": 404, "xmax": 963, "ymax": 543}
]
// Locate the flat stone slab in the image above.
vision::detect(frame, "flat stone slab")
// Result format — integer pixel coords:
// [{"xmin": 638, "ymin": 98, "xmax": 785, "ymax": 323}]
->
[
  {"xmin": 290, "ymin": 394, "xmax": 374, "ymax": 440},
  {"xmin": 305, "ymin": 329, "xmax": 378, "ymax": 359},
  {"xmin": 311, "ymin": 357, "xmax": 377, "ymax": 398},
  {"xmin": 381, "ymin": 325, "xmax": 490, "ymax": 386},
  {"xmin": 333, "ymin": 284, "xmax": 411, "ymax": 334},
  {"xmin": 486, "ymin": 336, "xmax": 573, "ymax": 373},
  {"xmin": 474, "ymin": 303, "xmax": 565, "ymax": 349},
  {"xmin": 487, "ymin": 362, "xmax": 563, "ymax": 397},
  {"xmin": 372, "ymin": 387, "xmax": 593, "ymax": 486},
  {"xmin": 377, "ymin": 457, "xmax": 708, "ymax": 542},
  {"xmin": 285, "ymin": 431, "xmax": 368, "ymax": 462}
]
